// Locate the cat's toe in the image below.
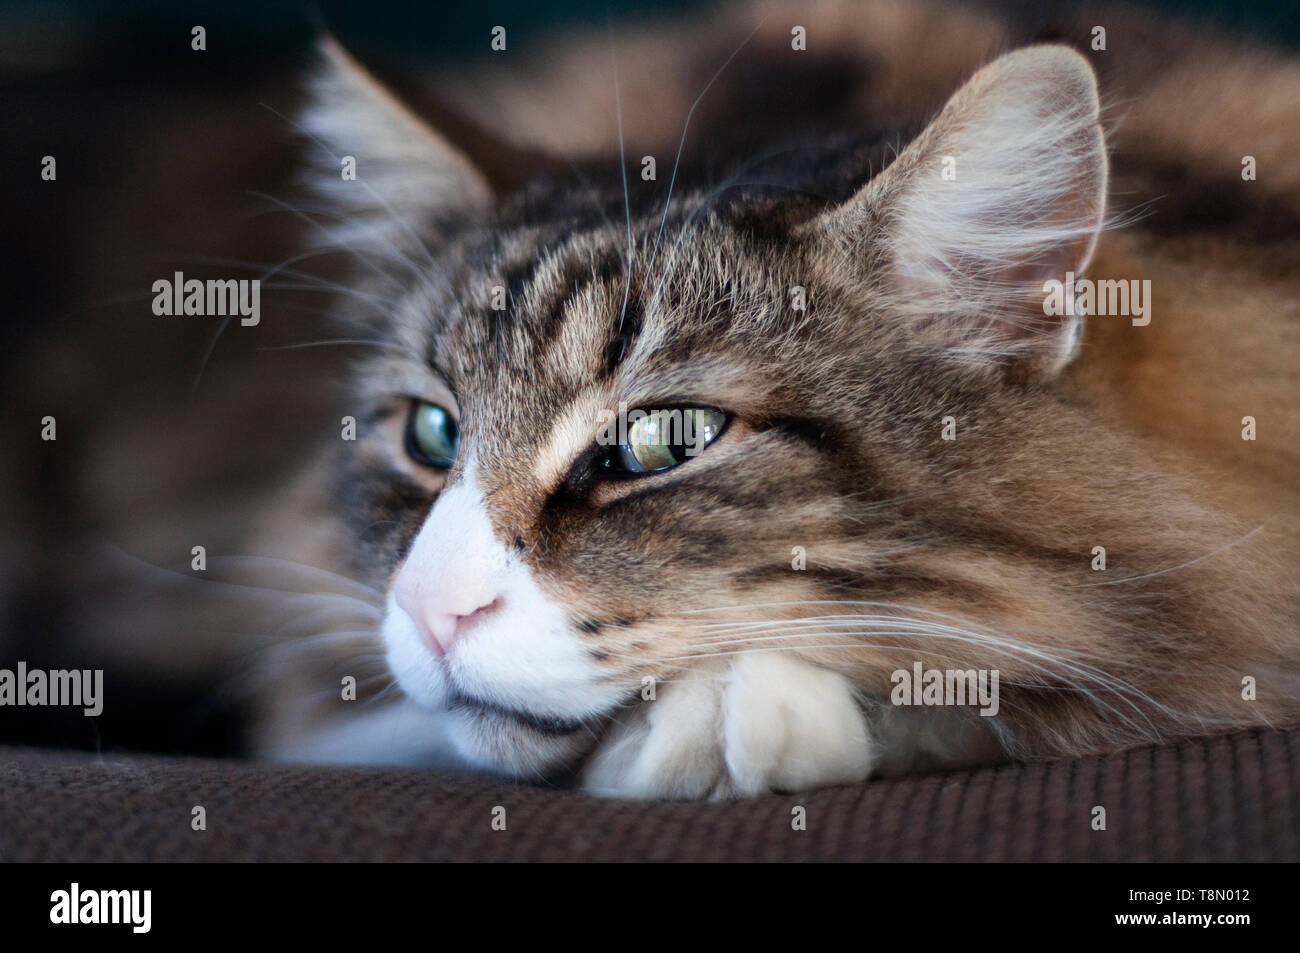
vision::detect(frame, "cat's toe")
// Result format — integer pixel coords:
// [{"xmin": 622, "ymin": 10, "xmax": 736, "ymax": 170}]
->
[
  {"xmin": 580, "ymin": 668, "xmax": 727, "ymax": 799},
  {"xmin": 719, "ymin": 653, "xmax": 876, "ymax": 797}
]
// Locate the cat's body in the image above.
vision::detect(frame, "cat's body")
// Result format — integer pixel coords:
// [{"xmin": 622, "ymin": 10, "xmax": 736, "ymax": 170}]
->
[
  {"xmin": 14, "ymin": 0, "xmax": 1291, "ymax": 797},
  {"xmin": 224, "ymin": 0, "xmax": 1300, "ymax": 799}
]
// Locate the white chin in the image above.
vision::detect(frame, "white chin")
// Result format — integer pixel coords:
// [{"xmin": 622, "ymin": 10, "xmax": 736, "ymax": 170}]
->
[{"xmin": 445, "ymin": 704, "xmax": 594, "ymax": 779}]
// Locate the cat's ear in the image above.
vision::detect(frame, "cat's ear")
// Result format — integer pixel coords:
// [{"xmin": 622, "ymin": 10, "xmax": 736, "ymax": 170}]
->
[
  {"xmin": 299, "ymin": 37, "xmax": 493, "ymax": 251},
  {"xmin": 815, "ymin": 45, "xmax": 1108, "ymax": 375}
]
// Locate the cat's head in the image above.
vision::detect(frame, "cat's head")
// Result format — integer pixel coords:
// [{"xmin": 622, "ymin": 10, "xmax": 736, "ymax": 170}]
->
[{"xmin": 299, "ymin": 40, "xmax": 1151, "ymax": 779}]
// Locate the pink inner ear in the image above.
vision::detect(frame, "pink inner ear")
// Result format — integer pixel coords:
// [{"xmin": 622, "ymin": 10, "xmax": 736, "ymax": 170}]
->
[{"xmin": 855, "ymin": 47, "xmax": 1110, "ymax": 367}]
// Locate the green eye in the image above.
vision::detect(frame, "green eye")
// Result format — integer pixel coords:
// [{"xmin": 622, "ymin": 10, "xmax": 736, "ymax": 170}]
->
[
  {"xmin": 405, "ymin": 401, "xmax": 458, "ymax": 469},
  {"xmin": 609, "ymin": 407, "xmax": 727, "ymax": 475}
]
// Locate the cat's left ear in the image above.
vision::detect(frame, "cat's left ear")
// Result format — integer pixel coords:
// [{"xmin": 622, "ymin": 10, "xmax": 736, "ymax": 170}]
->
[
  {"xmin": 812, "ymin": 45, "xmax": 1108, "ymax": 375},
  {"xmin": 300, "ymin": 37, "xmax": 494, "ymax": 251}
]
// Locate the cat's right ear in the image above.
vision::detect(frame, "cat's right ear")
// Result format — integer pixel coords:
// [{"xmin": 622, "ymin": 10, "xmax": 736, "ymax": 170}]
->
[
  {"xmin": 299, "ymin": 37, "xmax": 493, "ymax": 251},
  {"xmin": 807, "ymin": 45, "xmax": 1109, "ymax": 376}
]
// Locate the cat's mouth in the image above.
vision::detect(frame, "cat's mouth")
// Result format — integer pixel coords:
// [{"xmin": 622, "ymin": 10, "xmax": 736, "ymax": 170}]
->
[{"xmin": 447, "ymin": 691, "xmax": 587, "ymax": 737}]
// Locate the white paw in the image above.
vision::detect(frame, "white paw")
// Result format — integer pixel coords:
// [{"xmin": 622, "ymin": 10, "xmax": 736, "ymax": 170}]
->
[
  {"xmin": 581, "ymin": 653, "xmax": 875, "ymax": 799},
  {"xmin": 579, "ymin": 667, "xmax": 726, "ymax": 799},
  {"xmin": 719, "ymin": 652, "xmax": 876, "ymax": 796}
]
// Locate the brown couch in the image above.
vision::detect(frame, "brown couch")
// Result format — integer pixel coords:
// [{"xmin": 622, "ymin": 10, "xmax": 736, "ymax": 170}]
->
[{"xmin": 3, "ymin": 727, "xmax": 1296, "ymax": 861}]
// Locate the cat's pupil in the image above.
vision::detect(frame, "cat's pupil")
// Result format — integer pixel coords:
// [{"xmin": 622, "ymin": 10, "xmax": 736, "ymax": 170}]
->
[{"xmin": 405, "ymin": 401, "xmax": 458, "ymax": 469}]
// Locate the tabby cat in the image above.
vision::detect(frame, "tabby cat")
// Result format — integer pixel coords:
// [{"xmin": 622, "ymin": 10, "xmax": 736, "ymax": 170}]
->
[{"xmin": 248, "ymin": 0, "xmax": 1300, "ymax": 799}]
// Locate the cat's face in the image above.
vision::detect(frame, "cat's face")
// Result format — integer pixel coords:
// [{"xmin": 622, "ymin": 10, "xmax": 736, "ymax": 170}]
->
[
  {"xmin": 303, "ymin": 41, "xmax": 1171, "ymax": 789},
  {"xmin": 349, "ymin": 191, "xmax": 901, "ymax": 774}
]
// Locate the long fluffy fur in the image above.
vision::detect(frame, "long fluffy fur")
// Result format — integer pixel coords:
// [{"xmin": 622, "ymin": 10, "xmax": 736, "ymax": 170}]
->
[{"xmin": 253, "ymin": 0, "xmax": 1300, "ymax": 787}]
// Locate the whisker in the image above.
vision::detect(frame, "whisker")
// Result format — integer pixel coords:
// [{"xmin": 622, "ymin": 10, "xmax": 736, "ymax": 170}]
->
[
  {"xmin": 608, "ymin": 19, "xmax": 635, "ymax": 338},
  {"xmin": 653, "ymin": 601, "xmax": 1175, "ymax": 732},
  {"xmin": 202, "ymin": 554, "xmax": 385, "ymax": 603},
  {"xmin": 257, "ymin": 338, "xmax": 412, "ymax": 355},
  {"xmin": 645, "ymin": 14, "xmax": 770, "ymax": 277},
  {"xmin": 259, "ymin": 101, "xmax": 450, "ymax": 292},
  {"xmin": 179, "ymin": 251, "xmax": 399, "ymax": 306},
  {"xmin": 1071, "ymin": 524, "xmax": 1264, "ymax": 587}
]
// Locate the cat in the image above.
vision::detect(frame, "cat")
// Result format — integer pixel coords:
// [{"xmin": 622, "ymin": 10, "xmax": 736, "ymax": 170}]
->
[{"xmin": 240, "ymin": 0, "xmax": 1300, "ymax": 799}]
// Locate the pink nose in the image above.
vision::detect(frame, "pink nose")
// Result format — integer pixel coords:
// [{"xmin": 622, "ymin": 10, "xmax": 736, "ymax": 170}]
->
[{"xmin": 394, "ymin": 585, "xmax": 499, "ymax": 657}]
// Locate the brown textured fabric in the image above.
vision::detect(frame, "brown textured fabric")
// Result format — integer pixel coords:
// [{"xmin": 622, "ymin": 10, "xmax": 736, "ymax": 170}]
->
[{"xmin": 2, "ymin": 729, "xmax": 1297, "ymax": 861}]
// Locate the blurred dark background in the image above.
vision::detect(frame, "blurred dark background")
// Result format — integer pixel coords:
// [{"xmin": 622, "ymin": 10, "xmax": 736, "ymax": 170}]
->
[{"xmin": 1, "ymin": 0, "xmax": 1297, "ymax": 757}]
